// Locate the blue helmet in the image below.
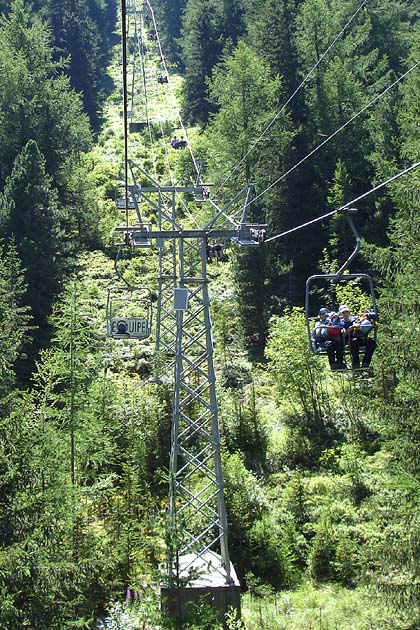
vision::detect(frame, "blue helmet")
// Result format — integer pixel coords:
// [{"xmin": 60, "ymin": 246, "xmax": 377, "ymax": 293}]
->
[{"xmin": 359, "ymin": 320, "xmax": 372, "ymax": 335}]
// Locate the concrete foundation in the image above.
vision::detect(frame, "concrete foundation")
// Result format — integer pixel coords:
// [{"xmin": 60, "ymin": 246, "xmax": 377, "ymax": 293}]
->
[{"xmin": 161, "ymin": 551, "xmax": 241, "ymax": 628}]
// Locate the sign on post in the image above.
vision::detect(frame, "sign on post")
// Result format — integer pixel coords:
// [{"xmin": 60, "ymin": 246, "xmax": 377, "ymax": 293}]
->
[{"xmin": 109, "ymin": 317, "xmax": 150, "ymax": 339}]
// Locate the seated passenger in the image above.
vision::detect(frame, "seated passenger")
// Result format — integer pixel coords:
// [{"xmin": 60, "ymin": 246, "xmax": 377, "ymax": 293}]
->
[
  {"xmin": 313, "ymin": 308, "xmax": 346, "ymax": 370},
  {"xmin": 313, "ymin": 307, "xmax": 329, "ymax": 345},
  {"xmin": 176, "ymin": 136, "xmax": 187, "ymax": 148},
  {"xmin": 250, "ymin": 227, "xmax": 266, "ymax": 244},
  {"xmin": 212, "ymin": 241, "xmax": 224, "ymax": 261},
  {"xmin": 339, "ymin": 305, "xmax": 377, "ymax": 369},
  {"xmin": 201, "ymin": 185, "xmax": 210, "ymax": 200},
  {"xmin": 171, "ymin": 136, "xmax": 187, "ymax": 149},
  {"xmin": 206, "ymin": 242, "xmax": 214, "ymax": 263}
]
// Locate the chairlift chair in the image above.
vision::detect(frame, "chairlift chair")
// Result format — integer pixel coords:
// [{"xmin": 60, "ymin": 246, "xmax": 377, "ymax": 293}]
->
[
  {"xmin": 305, "ymin": 209, "xmax": 378, "ymax": 363},
  {"xmin": 116, "ymin": 198, "xmax": 136, "ymax": 210},
  {"xmin": 129, "ymin": 122, "xmax": 147, "ymax": 133},
  {"xmin": 231, "ymin": 223, "xmax": 268, "ymax": 247},
  {"xmin": 106, "ymin": 286, "xmax": 153, "ymax": 340},
  {"xmin": 170, "ymin": 137, "xmax": 187, "ymax": 149},
  {"xmin": 193, "ymin": 184, "xmax": 210, "ymax": 202},
  {"xmin": 131, "ymin": 223, "xmax": 152, "ymax": 248},
  {"xmin": 192, "ymin": 160, "xmax": 212, "ymax": 202}
]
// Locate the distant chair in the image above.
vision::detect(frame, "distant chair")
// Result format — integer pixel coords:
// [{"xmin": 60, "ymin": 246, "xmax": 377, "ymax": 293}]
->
[{"xmin": 171, "ymin": 136, "xmax": 187, "ymax": 149}]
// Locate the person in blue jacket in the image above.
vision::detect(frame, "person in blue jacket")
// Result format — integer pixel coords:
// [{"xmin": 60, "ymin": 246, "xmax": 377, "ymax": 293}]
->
[{"xmin": 339, "ymin": 305, "xmax": 377, "ymax": 369}]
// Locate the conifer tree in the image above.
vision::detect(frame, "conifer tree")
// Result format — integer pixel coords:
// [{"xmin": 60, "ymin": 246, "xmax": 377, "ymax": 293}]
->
[
  {"xmin": 154, "ymin": 0, "xmax": 187, "ymax": 63},
  {"xmin": 46, "ymin": 0, "xmax": 103, "ymax": 127},
  {"xmin": 0, "ymin": 0, "xmax": 92, "ymax": 191},
  {"xmin": 0, "ymin": 140, "xmax": 63, "ymax": 364},
  {"xmin": 205, "ymin": 42, "xmax": 293, "ymax": 351},
  {"xmin": 0, "ymin": 240, "xmax": 30, "ymax": 396},
  {"xmin": 251, "ymin": 0, "xmax": 300, "ymax": 108},
  {"xmin": 221, "ymin": 0, "xmax": 248, "ymax": 48},
  {"xmin": 181, "ymin": 0, "xmax": 224, "ymax": 124}
]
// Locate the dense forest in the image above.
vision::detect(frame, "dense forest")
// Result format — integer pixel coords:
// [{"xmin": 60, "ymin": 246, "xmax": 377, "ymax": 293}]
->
[{"xmin": 0, "ymin": 0, "xmax": 420, "ymax": 628}]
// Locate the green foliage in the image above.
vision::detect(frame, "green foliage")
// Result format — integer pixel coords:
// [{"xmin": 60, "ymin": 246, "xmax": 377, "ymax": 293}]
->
[
  {"xmin": 334, "ymin": 280, "xmax": 373, "ymax": 314},
  {"xmin": 308, "ymin": 515, "xmax": 337, "ymax": 582},
  {"xmin": 251, "ymin": 0, "xmax": 300, "ymax": 101},
  {"xmin": 154, "ymin": 0, "xmax": 187, "ymax": 64},
  {"xmin": 241, "ymin": 583, "xmax": 402, "ymax": 629},
  {"xmin": 203, "ymin": 41, "xmax": 295, "ymax": 352},
  {"xmin": 249, "ymin": 514, "xmax": 297, "ymax": 589},
  {"xmin": 0, "ymin": 240, "xmax": 30, "ymax": 394},
  {"xmin": 180, "ymin": 0, "xmax": 250, "ymax": 124},
  {"xmin": 265, "ymin": 308, "xmax": 339, "ymax": 466},
  {"xmin": 38, "ymin": 0, "xmax": 116, "ymax": 127},
  {"xmin": 181, "ymin": 0, "xmax": 224, "ymax": 124},
  {"xmin": 1, "ymin": 140, "xmax": 63, "ymax": 322},
  {"xmin": 206, "ymin": 40, "xmax": 288, "ymax": 190},
  {"xmin": 219, "ymin": 383, "xmax": 268, "ymax": 472},
  {"xmin": 2, "ymin": 0, "xmax": 420, "ymax": 625},
  {"xmin": 0, "ymin": 0, "xmax": 104, "ymax": 373},
  {"xmin": 0, "ymin": 0, "xmax": 92, "ymax": 184}
]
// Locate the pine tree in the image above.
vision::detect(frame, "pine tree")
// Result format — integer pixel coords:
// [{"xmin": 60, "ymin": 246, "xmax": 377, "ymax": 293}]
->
[
  {"xmin": 361, "ymin": 26, "xmax": 420, "ymax": 617},
  {"xmin": 181, "ymin": 0, "xmax": 224, "ymax": 124},
  {"xmin": 205, "ymin": 42, "xmax": 293, "ymax": 351},
  {"xmin": 251, "ymin": 0, "xmax": 300, "ymax": 108},
  {"xmin": 207, "ymin": 41, "xmax": 288, "ymax": 190},
  {"xmin": 0, "ymin": 240, "xmax": 30, "ymax": 396},
  {"xmin": 154, "ymin": 0, "xmax": 187, "ymax": 64},
  {"xmin": 0, "ymin": 0, "xmax": 92, "ymax": 188},
  {"xmin": 46, "ymin": 0, "xmax": 103, "ymax": 127},
  {"xmin": 221, "ymin": 0, "xmax": 248, "ymax": 48},
  {"xmin": 0, "ymin": 140, "xmax": 63, "ymax": 365}
]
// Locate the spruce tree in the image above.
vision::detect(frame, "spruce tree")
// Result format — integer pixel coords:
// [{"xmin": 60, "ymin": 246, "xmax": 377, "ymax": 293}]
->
[
  {"xmin": 0, "ymin": 140, "xmax": 63, "ymax": 364},
  {"xmin": 205, "ymin": 42, "xmax": 294, "ymax": 351},
  {"xmin": 0, "ymin": 0, "xmax": 92, "ymax": 191},
  {"xmin": 0, "ymin": 241, "xmax": 30, "ymax": 396},
  {"xmin": 47, "ymin": 0, "xmax": 103, "ymax": 127},
  {"xmin": 181, "ymin": 0, "xmax": 224, "ymax": 124}
]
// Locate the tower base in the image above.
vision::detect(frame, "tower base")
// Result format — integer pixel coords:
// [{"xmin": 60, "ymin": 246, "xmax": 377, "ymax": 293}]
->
[{"xmin": 161, "ymin": 551, "xmax": 240, "ymax": 628}]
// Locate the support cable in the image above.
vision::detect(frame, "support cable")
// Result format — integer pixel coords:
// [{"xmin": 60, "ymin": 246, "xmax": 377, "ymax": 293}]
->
[
  {"xmin": 127, "ymin": 13, "xmax": 136, "ymax": 115},
  {"xmin": 216, "ymin": 0, "xmax": 369, "ymax": 192},
  {"xmin": 135, "ymin": 6, "xmax": 158, "ymax": 179},
  {"xmin": 264, "ymin": 160, "xmax": 420, "ymax": 244},
  {"xmin": 249, "ymin": 59, "xmax": 420, "ymax": 209},
  {"xmin": 137, "ymin": 14, "xmax": 150, "ymax": 127},
  {"xmin": 121, "ymin": 0, "xmax": 130, "ymax": 233},
  {"xmin": 144, "ymin": 0, "xmax": 200, "ymax": 177}
]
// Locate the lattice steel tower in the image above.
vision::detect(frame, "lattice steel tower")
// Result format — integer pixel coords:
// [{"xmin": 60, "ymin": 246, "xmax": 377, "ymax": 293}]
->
[{"xmin": 115, "ymin": 0, "xmax": 266, "ymax": 620}]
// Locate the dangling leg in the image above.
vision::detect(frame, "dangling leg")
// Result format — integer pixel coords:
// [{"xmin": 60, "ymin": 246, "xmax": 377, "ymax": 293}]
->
[
  {"xmin": 350, "ymin": 338, "xmax": 360, "ymax": 369},
  {"xmin": 325, "ymin": 341, "xmax": 337, "ymax": 370},
  {"xmin": 362, "ymin": 338, "xmax": 377, "ymax": 368},
  {"xmin": 335, "ymin": 337, "xmax": 347, "ymax": 370}
]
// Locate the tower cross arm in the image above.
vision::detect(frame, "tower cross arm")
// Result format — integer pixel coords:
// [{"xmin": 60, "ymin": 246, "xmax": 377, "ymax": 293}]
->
[{"xmin": 114, "ymin": 227, "xmax": 258, "ymax": 240}]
